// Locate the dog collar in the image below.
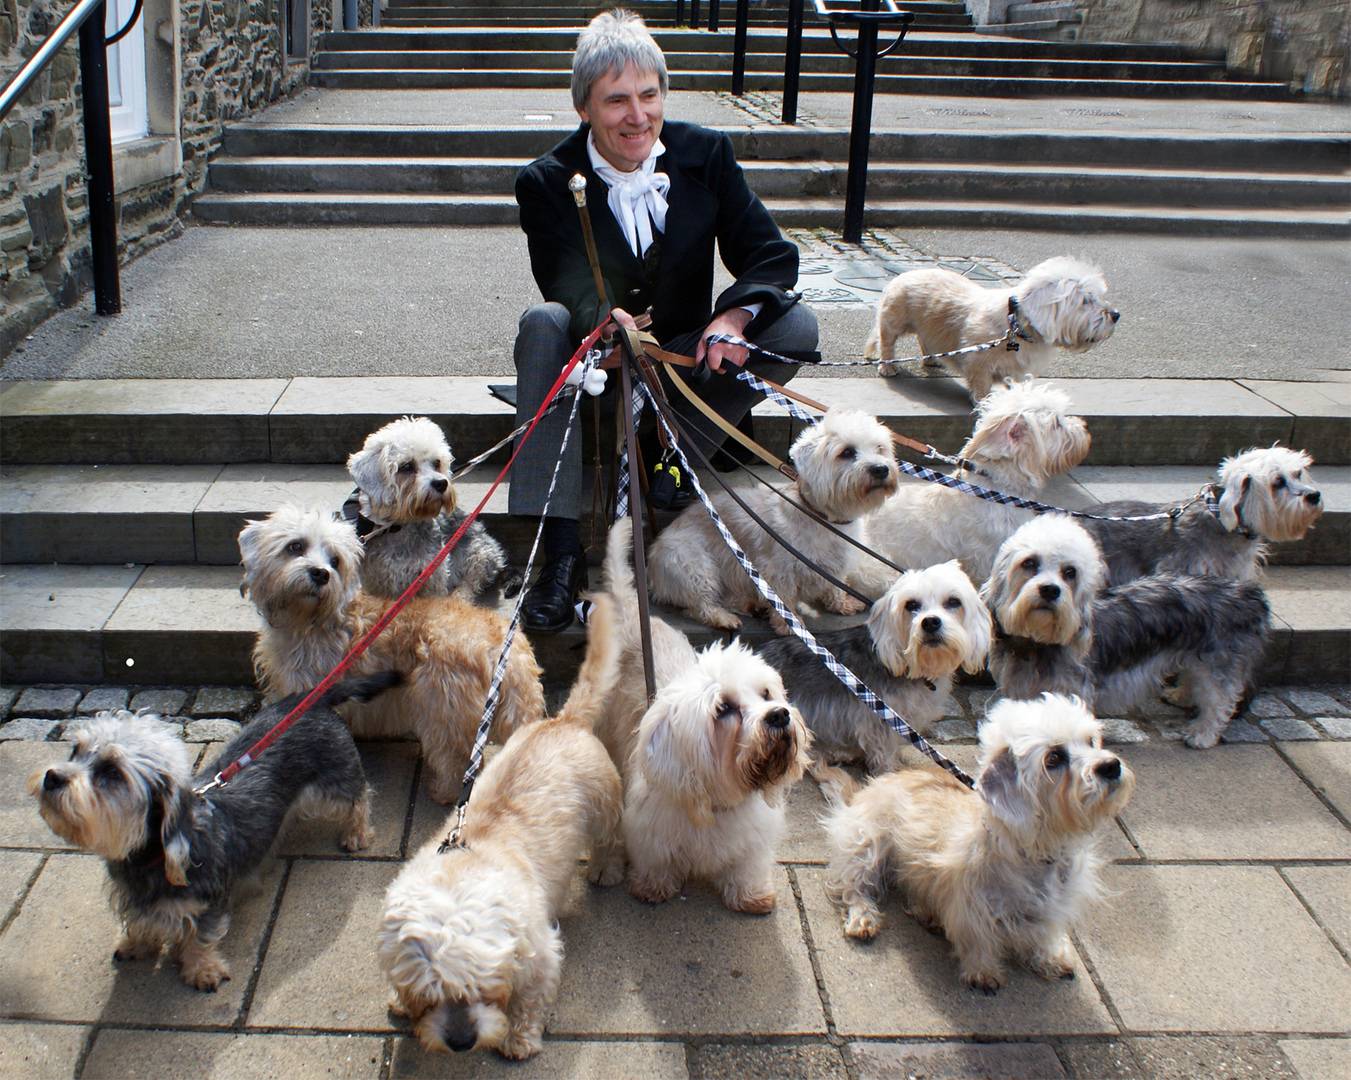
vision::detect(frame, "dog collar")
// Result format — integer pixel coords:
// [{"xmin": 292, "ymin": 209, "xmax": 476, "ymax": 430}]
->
[
  {"xmin": 1006, "ymin": 296, "xmax": 1037, "ymax": 349},
  {"xmin": 341, "ymin": 488, "xmax": 402, "ymax": 542},
  {"xmin": 796, "ymin": 489, "xmax": 854, "ymax": 527},
  {"xmin": 1201, "ymin": 483, "xmax": 1255, "ymax": 539}
]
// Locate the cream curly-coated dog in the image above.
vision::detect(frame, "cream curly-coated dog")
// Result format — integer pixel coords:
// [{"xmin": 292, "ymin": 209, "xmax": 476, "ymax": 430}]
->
[
  {"xmin": 597, "ymin": 519, "xmax": 811, "ymax": 913},
  {"xmin": 825, "ymin": 694, "xmax": 1133, "ymax": 993},
  {"xmin": 377, "ymin": 598, "xmax": 623, "ymax": 1060},
  {"xmin": 648, "ymin": 408, "xmax": 899, "ymax": 633},
  {"xmin": 238, "ymin": 505, "xmax": 544, "ymax": 805},
  {"xmin": 866, "ymin": 257, "xmax": 1118, "ymax": 403},
  {"xmin": 859, "ymin": 379, "xmax": 1090, "ymax": 590}
]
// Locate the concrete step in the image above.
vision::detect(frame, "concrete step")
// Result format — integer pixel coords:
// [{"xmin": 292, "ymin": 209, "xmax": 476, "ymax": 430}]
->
[
  {"xmin": 1, "ymin": 561, "xmax": 1342, "ymax": 686},
  {"xmin": 3, "ymin": 375, "xmax": 1346, "ymax": 469},
  {"xmin": 203, "ymin": 155, "xmax": 1349, "ymax": 210},
  {"xmin": 309, "ymin": 49, "xmax": 1233, "ymax": 83},
  {"xmin": 2, "ymin": 462, "xmax": 1345, "ymax": 568},
  {"xmin": 378, "ymin": 14, "xmax": 974, "ymax": 28},
  {"xmin": 189, "ymin": 189, "xmax": 1349, "ymax": 236},
  {"xmin": 315, "ymin": 27, "xmax": 1218, "ymax": 61},
  {"xmin": 217, "ymin": 125, "xmax": 1351, "ymax": 173},
  {"xmin": 305, "ymin": 66, "xmax": 1291, "ymax": 99}
]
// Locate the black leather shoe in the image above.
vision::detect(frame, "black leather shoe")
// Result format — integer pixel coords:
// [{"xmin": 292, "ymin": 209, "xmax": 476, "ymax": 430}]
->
[{"xmin": 522, "ymin": 553, "xmax": 587, "ymax": 634}]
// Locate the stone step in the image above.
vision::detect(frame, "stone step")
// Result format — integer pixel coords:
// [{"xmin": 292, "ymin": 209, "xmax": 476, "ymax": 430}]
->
[
  {"xmin": 204, "ymin": 155, "xmax": 1349, "ymax": 210},
  {"xmin": 309, "ymin": 49, "xmax": 1233, "ymax": 83},
  {"xmin": 2, "ymin": 463, "xmax": 1346, "ymax": 568},
  {"xmin": 0, "ymin": 561, "xmax": 1342, "ymax": 686},
  {"xmin": 189, "ymin": 190, "xmax": 1349, "ymax": 237},
  {"xmin": 2, "ymin": 375, "xmax": 1346, "ymax": 469},
  {"xmin": 305, "ymin": 66, "xmax": 1291, "ymax": 99},
  {"xmin": 218, "ymin": 125, "xmax": 1351, "ymax": 173},
  {"xmin": 315, "ymin": 27, "xmax": 1218, "ymax": 61},
  {"xmin": 377, "ymin": 13, "xmax": 973, "ymax": 28}
]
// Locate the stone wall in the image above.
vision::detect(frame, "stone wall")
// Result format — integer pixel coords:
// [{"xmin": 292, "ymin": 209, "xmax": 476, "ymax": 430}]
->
[
  {"xmin": 0, "ymin": 0, "xmax": 307, "ymax": 355},
  {"xmin": 1076, "ymin": 0, "xmax": 1350, "ymax": 97}
]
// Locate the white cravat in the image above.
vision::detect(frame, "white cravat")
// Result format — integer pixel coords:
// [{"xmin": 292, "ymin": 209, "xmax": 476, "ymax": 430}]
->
[{"xmin": 587, "ymin": 132, "xmax": 670, "ymax": 258}]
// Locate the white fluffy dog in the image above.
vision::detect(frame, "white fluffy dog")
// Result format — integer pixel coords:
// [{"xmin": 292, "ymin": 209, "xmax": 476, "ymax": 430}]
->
[
  {"xmin": 346, "ymin": 416, "xmax": 518, "ymax": 603},
  {"xmin": 378, "ymin": 599, "xmax": 623, "ymax": 1060},
  {"xmin": 758, "ymin": 560, "xmax": 991, "ymax": 804},
  {"xmin": 238, "ymin": 506, "xmax": 544, "ymax": 804},
  {"xmin": 825, "ymin": 694, "xmax": 1134, "ymax": 993},
  {"xmin": 1084, "ymin": 445, "xmax": 1323, "ymax": 585},
  {"xmin": 648, "ymin": 408, "xmax": 899, "ymax": 633},
  {"xmin": 596, "ymin": 519, "xmax": 811, "ymax": 913},
  {"xmin": 860, "ymin": 379, "xmax": 1091, "ymax": 589},
  {"xmin": 866, "ymin": 257, "xmax": 1119, "ymax": 402}
]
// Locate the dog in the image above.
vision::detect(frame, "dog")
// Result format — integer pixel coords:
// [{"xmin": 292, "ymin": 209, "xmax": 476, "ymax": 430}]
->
[
  {"xmin": 825, "ymin": 693, "xmax": 1133, "ymax": 993},
  {"xmin": 378, "ymin": 596, "xmax": 623, "ymax": 1060},
  {"xmin": 596, "ymin": 518, "xmax": 811, "ymax": 913},
  {"xmin": 758, "ymin": 560, "xmax": 990, "ymax": 805},
  {"xmin": 238, "ymin": 505, "xmax": 544, "ymax": 804},
  {"xmin": 984, "ymin": 514, "xmax": 1271, "ymax": 748},
  {"xmin": 29, "ymin": 673, "xmax": 394, "ymax": 991},
  {"xmin": 859, "ymin": 379, "xmax": 1090, "ymax": 590},
  {"xmin": 1083, "ymin": 445, "xmax": 1323, "ymax": 586},
  {"xmin": 648, "ymin": 408, "xmax": 899, "ymax": 633},
  {"xmin": 346, "ymin": 416, "xmax": 522, "ymax": 604},
  {"xmin": 865, "ymin": 257, "xmax": 1119, "ymax": 403}
]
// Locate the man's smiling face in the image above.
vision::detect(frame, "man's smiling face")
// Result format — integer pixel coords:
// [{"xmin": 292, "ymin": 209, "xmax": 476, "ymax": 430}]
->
[{"xmin": 578, "ymin": 62, "xmax": 665, "ymax": 172}]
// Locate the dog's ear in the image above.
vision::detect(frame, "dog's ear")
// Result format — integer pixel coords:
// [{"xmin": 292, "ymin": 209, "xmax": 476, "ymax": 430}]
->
[
  {"xmin": 639, "ymin": 697, "xmax": 716, "ymax": 829},
  {"xmin": 1217, "ymin": 474, "xmax": 1251, "ymax": 532},
  {"xmin": 977, "ymin": 748, "xmax": 1035, "ymax": 830},
  {"xmin": 960, "ymin": 584, "xmax": 994, "ymax": 674},
  {"xmin": 980, "ymin": 549, "xmax": 1013, "ymax": 625},
  {"xmin": 347, "ymin": 443, "xmax": 386, "ymax": 494},
  {"xmin": 155, "ymin": 777, "xmax": 196, "ymax": 887}
]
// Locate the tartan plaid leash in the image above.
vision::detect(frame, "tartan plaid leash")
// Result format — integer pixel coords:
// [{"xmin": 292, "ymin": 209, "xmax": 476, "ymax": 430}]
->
[{"xmin": 197, "ymin": 320, "xmax": 611, "ymax": 799}]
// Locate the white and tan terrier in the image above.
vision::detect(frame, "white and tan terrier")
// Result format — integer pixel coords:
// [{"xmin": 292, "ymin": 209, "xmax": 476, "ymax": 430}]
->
[{"xmin": 825, "ymin": 694, "xmax": 1133, "ymax": 993}]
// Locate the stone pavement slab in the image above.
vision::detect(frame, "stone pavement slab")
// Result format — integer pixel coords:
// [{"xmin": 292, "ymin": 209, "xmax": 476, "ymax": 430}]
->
[
  {"xmin": 0, "ymin": 743, "xmax": 76, "ymax": 849},
  {"xmin": 690, "ymin": 1043, "xmax": 847, "ymax": 1079},
  {"xmin": 277, "ymin": 742, "xmax": 417, "ymax": 859},
  {"xmin": 1242, "ymin": 379, "xmax": 1351, "ymax": 463},
  {"xmin": 1115, "ymin": 744, "xmax": 1351, "ymax": 860},
  {"xmin": 1279, "ymin": 741, "xmax": 1351, "ymax": 820},
  {"xmin": 1279, "ymin": 1038, "xmax": 1351, "ymax": 1080},
  {"xmin": 391, "ymin": 1038, "xmax": 688, "ymax": 1078},
  {"xmin": 1076, "ymin": 865, "xmax": 1351, "ymax": 1033},
  {"xmin": 0, "ymin": 1022, "xmax": 89, "ymax": 1080},
  {"xmin": 0, "ymin": 853, "xmax": 285, "ymax": 1025},
  {"xmin": 82, "ymin": 1030, "xmax": 385, "ymax": 1079},
  {"xmin": 848, "ymin": 1040, "xmax": 1067, "ymax": 1078},
  {"xmin": 0, "ymin": 851, "xmax": 41, "ymax": 924},
  {"xmin": 551, "ymin": 869, "xmax": 825, "ymax": 1036},
  {"xmin": 795, "ymin": 866, "xmax": 1117, "ymax": 1037},
  {"xmin": 247, "ymin": 859, "xmax": 400, "ymax": 1031},
  {"xmin": 1126, "ymin": 1036, "xmax": 1298, "ymax": 1080},
  {"xmin": 1281, "ymin": 866, "xmax": 1351, "ymax": 956}
]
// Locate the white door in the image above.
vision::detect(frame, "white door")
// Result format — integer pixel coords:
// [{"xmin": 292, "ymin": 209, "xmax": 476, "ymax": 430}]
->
[{"xmin": 105, "ymin": 0, "xmax": 147, "ymax": 143}]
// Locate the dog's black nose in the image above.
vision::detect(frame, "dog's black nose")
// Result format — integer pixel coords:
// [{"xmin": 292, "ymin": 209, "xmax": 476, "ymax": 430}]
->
[
  {"xmin": 43, "ymin": 770, "xmax": 66, "ymax": 792},
  {"xmin": 1039, "ymin": 583, "xmax": 1060, "ymax": 601},
  {"xmin": 438, "ymin": 1003, "xmax": 478, "ymax": 1053},
  {"xmin": 764, "ymin": 707, "xmax": 791, "ymax": 729},
  {"xmin": 868, "ymin": 463, "xmax": 890, "ymax": 480},
  {"xmin": 1306, "ymin": 491, "xmax": 1321, "ymax": 505},
  {"xmin": 1109, "ymin": 309, "xmax": 1120, "ymax": 323},
  {"xmin": 431, "ymin": 478, "xmax": 449, "ymax": 493},
  {"xmin": 921, "ymin": 615, "xmax": 942, "ymax": 634},
  {"xmin": 1094, "ymin": 758, "xmax": 1121, "ymax": 782},
  {"xmin": 308, "ymin": 566, "xmax": 330, "ymax": 586}
]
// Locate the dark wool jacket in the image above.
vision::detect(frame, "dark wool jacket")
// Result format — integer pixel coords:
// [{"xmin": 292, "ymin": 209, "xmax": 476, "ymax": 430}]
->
[{"xmin": 515, "ymin": 120, "xmax": 800, "ymax": 346}]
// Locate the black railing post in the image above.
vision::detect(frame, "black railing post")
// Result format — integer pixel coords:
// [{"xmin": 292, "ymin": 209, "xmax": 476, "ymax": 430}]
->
[
  {"xmin": 76, "ymin": 1, "xmax": 121, "ymax": 316},
  {"xmin": 731, "ymin": 0, "xmax": 750, "ymax": 94},
  {"xmin": 708, "ymin": 0, "xmax": 720, "ymax": 31},
  {"xmin": 675, "ymin": 0, "xmax": 685, "ymax": 24},
  {"xmin": 690, "ymin": 0, "xmax": 701, "ymax": 33},
  {"xmin": 782, "ymin": 0, "xmax": 805, "ymax": 123}
]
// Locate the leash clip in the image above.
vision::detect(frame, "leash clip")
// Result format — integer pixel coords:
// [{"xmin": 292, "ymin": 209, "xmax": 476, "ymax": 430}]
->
[
  {"xmin": 437, "ymin": 803, "xmax": 468, "ymax": 854},
  {"xmin": 194, "ymin": 772, "xmax": 225, "ymax": 798}
]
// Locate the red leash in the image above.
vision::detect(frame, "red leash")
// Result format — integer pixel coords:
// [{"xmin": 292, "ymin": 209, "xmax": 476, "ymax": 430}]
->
[{"xmin": 197, "ymin": 320, "xmax": 611, "ymax": 795}]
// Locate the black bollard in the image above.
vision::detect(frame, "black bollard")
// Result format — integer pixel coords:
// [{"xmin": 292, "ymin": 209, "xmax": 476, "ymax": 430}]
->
[
  {"xmin": 782, "ymin": 0, "xmax": 805, "ymax": 123},
  {"xmin": 77, "ymin": 2, "xmax": 121, "ymax": 316},
  {"xmin": 731, "ymin": 0, "xmax": 750, "ymax": 94}
]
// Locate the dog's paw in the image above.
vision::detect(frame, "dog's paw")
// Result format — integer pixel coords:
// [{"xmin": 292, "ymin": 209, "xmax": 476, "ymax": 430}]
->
[
  {"xmin": 341, "ymin": 823, "xmax": 374, "ymax": 852},
  {"xmin": 587, "ymin": 857, "xmax": 625, "ymax": 888},
  {"xmin": 876, "ymin": 360, "xmax": 898, "ymax": 378},
  {"xmin": 844, "ymin": 909, "xmax": 881, "ymax": 940},
  {"xmin": 181, "ymin": 955, "xmax": 231, "ymax": 992},
  {"xmin": 829, "ymin": 594, "xmax": 867, "ymax": 616},
  {"xmin": 113, "ymin": 936, "xmax": 159, "ymax": 962},
  {"xmin": 1030, "ymin": 955, "xmax": 1076, "ymax": 981},
  {"xmin": 700, "ymin": 607, "xmax": 743, "ymax": 632},
  {"xmin": 498, "ymin": 1029, "xmax": 544, "ymax": 1061},
  {"xmin": 497, "ymin": 565, "xmax": 525, "ymax": 599},
  {"xmin": 628, "ymin": 876, "xmax": 678, "ymax": 905},
  {"xmin": 963, "ymin": 970, "xmax": 1004, "ymax": 995},
  {"xmin": 1184, "ymin": 727, "xmax": 1221, "ymax": 750},
  {"xmin": 724, "ymin": 890, "xmax": 775, "ymax": 916}
]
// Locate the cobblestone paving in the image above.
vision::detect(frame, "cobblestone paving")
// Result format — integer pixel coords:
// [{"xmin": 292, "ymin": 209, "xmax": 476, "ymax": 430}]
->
[{"xmin": 1, "ymin": 682, "xmax": 1347, "ymax": 1078}]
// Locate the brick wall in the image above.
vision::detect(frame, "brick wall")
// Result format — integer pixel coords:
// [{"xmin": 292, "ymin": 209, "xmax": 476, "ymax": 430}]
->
[
  {"xmin": 1076, "ymin": 0, "xmax": 1349, "ymax": 97},
  {"xmin": 0, "ymin": 0, "xmax": 310, "ymax": 355}
]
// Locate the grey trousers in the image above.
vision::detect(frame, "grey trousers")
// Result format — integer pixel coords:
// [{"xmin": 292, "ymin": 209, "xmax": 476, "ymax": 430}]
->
[{"xmin": 508, "ymin": 301, "xmax": 819, "ymax": 520}]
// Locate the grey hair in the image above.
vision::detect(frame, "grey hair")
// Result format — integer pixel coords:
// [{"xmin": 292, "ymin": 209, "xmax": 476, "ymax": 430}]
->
[{"xmin": 572, "ymin": 9, "xmax": 669, "ymax": 112}]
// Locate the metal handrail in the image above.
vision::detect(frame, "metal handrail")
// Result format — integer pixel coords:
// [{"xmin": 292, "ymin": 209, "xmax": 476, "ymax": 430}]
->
[{"xmin": 0, "ymin": 0, "xmax": 108, "ymax": 121}]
